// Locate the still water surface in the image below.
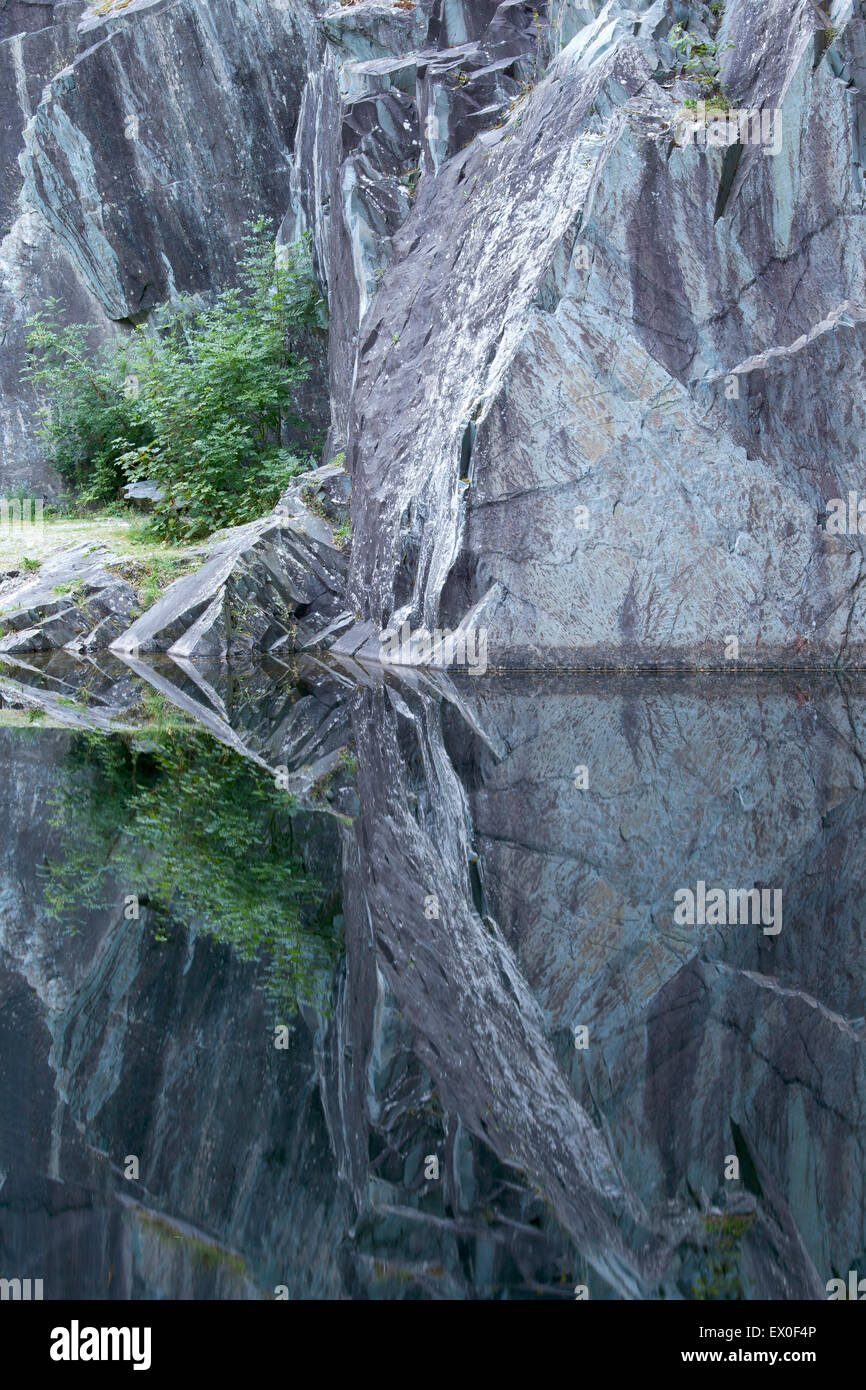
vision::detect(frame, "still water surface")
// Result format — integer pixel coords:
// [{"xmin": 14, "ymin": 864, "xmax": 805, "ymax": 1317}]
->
[{"xmin": 1, "ymin": 657, "xmax": 863, "ymax": 1299}]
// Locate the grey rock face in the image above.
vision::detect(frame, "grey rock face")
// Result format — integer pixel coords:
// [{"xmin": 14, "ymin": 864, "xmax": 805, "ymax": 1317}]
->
[
  {"xmin": 4, "ymin": 0, "xmax": 866, "ymax": 1306},
  {"xmin": 284, "ymin": 0, "xmax": 545, "ymax": 457},
  {"xmin": 306, "ymin": 0, "xmax": 866, "ymax": 668},
  {"xmin": 0, "ymin": 466, "xmax": 349, "ymax": 658},
  {"xmin": 12, "ymin": 0, "xmax": 858, "ymax": 667},
  {"xmin": 0, "ymin": 2, "xmax": 85, "ymax": 43},
  {"xmin": 6, "ymin": 0, "xmax": 866, "ymax": 661},
  {"xmin": 0, "ymin": 543, "xmax": 137, "ymax": 653},
  {"xmin": 22, "ymin": 0, "xmax": 316, "ymax": 319},
  {"xmin": 0, "ymin": 6, "xmax": 87, "ymax": 231},
  {"xmin": 122, "ymin": 481, "xmax": 164, "ymax": 503}
]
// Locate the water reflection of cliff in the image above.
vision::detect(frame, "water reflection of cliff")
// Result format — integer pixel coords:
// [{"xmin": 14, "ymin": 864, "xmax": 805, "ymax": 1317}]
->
[{"xmin": 2, "ymin": 659, "xmax": 865, "ymax": 1298}]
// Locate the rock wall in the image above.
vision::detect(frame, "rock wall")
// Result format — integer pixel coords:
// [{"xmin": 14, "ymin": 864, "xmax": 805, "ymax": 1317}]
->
[
  {"xmin": 8, "ymin": 1, "xmax": 862, "ymax": 667},
  {"xmin": 299, "ymin": 0, "xmax": 866, "ymax": 668},
  {"xmin": 0, "ymin": 0, "xmax": 325, "ymax": 495}
]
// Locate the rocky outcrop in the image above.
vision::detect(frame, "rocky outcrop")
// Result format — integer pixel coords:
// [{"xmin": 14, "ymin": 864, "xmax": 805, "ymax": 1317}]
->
[
  {"xmin": 109, "ymin": 463, "xmax": 351, "ymax": 660},
  {"xmin": 282, "ymin": 0, "xmax": 547, "ymax": 456},
  {"xmin": 7, "ymin": 0, "xmax": 866, "ymax": 663},
  {"xmin": 0, "ymin": 543, "xmax": 137, "ymax": 652},
  {"xmin": 0, "ymin": 3, "xmax": 88, "ymax": 234},
  {"xmin": 0, "ymin": 465, "xmax": 350, "ymax": 657},
  {"xmin": 22, "ymin": 0, "xmax": 317, "ymax": 318}
]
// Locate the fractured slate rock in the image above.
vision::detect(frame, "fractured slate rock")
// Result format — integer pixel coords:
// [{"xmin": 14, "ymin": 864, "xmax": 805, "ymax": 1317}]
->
[
  {"xmin": 0, "ymin": 543, "xmax": 137, "ymax": 653},
  {"xmin": 317, "ymin": 0, "xmax": 866, "ymax": 668},
  {"xmin": 110, "ymin": 467, "xmax": 351, "ymax": 659},
  {"xmin": 284, "ymin": 0, "xmax": 545, "ymax": 458},
  {"xmin": 0, "ymin": 0, "xmax": 326, "ymax": 495}
]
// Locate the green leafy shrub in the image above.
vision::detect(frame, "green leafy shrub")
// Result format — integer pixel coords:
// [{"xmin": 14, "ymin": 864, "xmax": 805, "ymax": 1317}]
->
[
  {"xmin": 24, "ymin": 221, "xmax": 325, "ymax": 541},
  {"xmin": 692, "ymin": 1213, "xmax": 756, "ymax": 1300},
  {"xmin": 669, "ymin": 23, "xmax": 733, "ymax": 95},
  {"xmin": 23, "ymin": 311, "xmax": 149, "ymax": 505}
]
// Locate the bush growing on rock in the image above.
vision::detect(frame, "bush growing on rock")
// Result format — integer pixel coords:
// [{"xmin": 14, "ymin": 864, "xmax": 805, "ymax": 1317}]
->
[
  {"xmin": 669, "ymin": 22, "xmax": 732, "ymax": 97},
  {"xmin": 24, "ymin": 221, "xmax": 325, "ymax": 541}
]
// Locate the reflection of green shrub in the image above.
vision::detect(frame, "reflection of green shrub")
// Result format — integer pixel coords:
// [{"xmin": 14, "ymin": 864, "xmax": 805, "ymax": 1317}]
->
[
  {"xmin": 40, "ymin": 731, "xmax": 342, "ymax": 1014},
  {"xmin": 692, "ymin": 1213, "xmax": 756, "ymax": 1300}
]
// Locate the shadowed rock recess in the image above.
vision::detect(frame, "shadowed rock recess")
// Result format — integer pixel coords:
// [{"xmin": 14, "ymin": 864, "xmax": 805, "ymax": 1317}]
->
[{"xmin": 1, "ymin": 0, "xmax": 866, "ymax": 1307}]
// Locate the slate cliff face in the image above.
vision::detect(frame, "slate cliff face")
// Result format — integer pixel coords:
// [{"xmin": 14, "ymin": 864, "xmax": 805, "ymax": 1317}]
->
[
  {"xmin": 304, "ymin": 0, "xmax": 866, "ymax": 669},
  {"xmin": 6, "ymin": 0, "xmax": 866, "ymax": 667},
  {"xmin": 3, "ymin": 0, "xmax": 866, "ymax": 1304}
]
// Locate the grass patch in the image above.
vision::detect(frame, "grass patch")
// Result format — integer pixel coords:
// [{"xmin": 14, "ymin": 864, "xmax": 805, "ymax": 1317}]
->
[{"xmin": 110, "ymin": 554, "xmax": 200, "ymax": 612}]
